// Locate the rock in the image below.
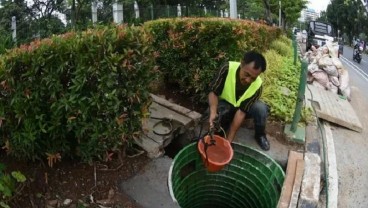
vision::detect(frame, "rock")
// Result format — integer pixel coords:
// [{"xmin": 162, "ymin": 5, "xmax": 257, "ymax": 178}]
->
[
  {"xmin": 63, "ymin": 199, "xmax": 73, "ymax": 206},
  {"xmin": 280, "ymin": 86, "xmax": 291, "ymax": 96},
  {"xmin": 47, "ymin": 199, "xmax": 58, "ymax": 207}
]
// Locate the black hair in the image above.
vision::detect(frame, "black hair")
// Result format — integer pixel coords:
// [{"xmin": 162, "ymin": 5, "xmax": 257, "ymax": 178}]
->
[{"xmin": 241, "ymin": 51, "xmax": 267, "ymax": 72}]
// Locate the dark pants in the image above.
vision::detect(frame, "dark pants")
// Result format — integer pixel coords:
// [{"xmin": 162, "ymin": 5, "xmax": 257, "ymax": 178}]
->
[{"xmin": 203, "ymin": 100, "xmax": 269, "ymax": 136}]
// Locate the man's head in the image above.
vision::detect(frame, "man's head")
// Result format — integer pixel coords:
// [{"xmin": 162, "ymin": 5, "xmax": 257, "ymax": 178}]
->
[{"xmin": 239, "ymin": 51, "xmax": 267, "ymax": 85}]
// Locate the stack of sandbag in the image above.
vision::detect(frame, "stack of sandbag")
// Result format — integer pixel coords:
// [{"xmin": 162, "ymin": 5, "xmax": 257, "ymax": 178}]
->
[
  {"xmin": 318, "ymin": 51, "xmax": 339, "ymax": 93},
  {"xmin": 333, "ymin": 58, "xmax": 351, "ymax": 101},
  {"xmin": 304, "ymin": 43, "xmax": 351, "ymax": 101},
  {"xmin": 303, "ymin": 45, "xmax": 321, "ymax": 64}
]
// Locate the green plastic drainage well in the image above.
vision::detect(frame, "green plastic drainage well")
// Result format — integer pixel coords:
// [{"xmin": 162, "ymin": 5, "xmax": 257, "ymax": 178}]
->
[{"xmin": 168, "ymin": 142, "xmax": 285, "ymax": 208}]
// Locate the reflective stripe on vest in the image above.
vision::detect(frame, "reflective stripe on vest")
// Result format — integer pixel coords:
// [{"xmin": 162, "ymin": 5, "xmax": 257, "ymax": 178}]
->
[{"xmin": 219, "ymin": 61, "xmax": 262, "ymax": 107}]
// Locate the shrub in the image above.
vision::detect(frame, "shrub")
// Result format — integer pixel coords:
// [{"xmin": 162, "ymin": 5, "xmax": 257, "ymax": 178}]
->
[
  {"xmin": 0, "ymin": 32, "xmax": 13, "ymax": 55},
  {"xmin": 270, "ymin": 39, "xmax": 292, "ymax": 57},
  {"xmin": 262, "ymin": 45, "xmax": 301, "ymax": 122},
  {"xmin": 0, "ymin": 25, "xmax": 157, "ymax": 163},
  {"xmin": 278, "ymin": 35, "xmax": 292, "ymax": 46},
  {"xmin": 144, "ymin": 18, "xmax": 281, "ymax": 103}
]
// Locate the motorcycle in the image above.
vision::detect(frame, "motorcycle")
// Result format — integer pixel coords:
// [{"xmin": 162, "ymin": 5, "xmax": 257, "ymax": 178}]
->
[{"xmin": 353, "ymin": 45, "xmax": 363, "ymax": 63}]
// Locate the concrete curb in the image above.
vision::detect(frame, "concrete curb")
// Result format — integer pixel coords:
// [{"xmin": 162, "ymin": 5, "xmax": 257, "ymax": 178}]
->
[{"xmin": 322, "ymin": 121, "xmax": 338, "ymax": 208}]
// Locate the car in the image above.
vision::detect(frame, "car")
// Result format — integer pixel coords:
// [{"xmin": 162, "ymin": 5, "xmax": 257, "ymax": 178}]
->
[{"xmin": 293, "ymin": 28, "xmax": 300, "ymax": 35}]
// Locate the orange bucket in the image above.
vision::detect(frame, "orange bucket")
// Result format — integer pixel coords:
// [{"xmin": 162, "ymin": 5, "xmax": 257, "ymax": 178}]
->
[{"xmin": 197, "ymin": 135, "xmax": 234, "ymax": 172}]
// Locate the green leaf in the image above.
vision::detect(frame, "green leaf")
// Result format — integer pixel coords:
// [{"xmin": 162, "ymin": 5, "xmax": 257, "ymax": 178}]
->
[
  {"xmin": 0, "ymin": 201, "xmax": 11, "ymax": 208},
  {"xmin": 11, "ymin": 171, "xmax": 26, "ymax": 183}
]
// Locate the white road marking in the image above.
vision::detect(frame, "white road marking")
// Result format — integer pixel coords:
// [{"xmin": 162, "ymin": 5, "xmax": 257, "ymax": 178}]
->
[{"xmin": 340, "ymin": 56, "xmax": 368, "ymax": 82}]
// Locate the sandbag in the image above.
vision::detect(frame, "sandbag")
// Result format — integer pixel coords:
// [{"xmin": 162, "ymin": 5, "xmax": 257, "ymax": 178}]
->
[
  {"xmin": 311, "ymin": 71, "xmax": 330, "ymax": 89},
  {"xmin": 326, "ymin": 41, "xmax": 339, "ymax": 58},
  {"xmin": 332, "ymin": 57, "xmax": 343, "ymax": 69},
  {"xmin": 338, "ymin": 67, "xmax": 351, "ymax": 100},
  {"xmin": 324, "ymin": 65, "xmax": 338, "ymax": 77},
  {"xmin": 328, "ymin": 83, "xmax": 339, "ymax": 94},
  {"xmin": 340, "ymin": 87, "xmax": 351, "ymax": 101},
  {"xmin": 338, "ymin": 67, "xmax": 349, "ymax": 91},
  {"xmin": 329, "ymin": 76, "xmax": 340, "ymax": 87},
  {"xmin": 307, "ymin": 72, "xmax": 314, "ymax": 83},
  {"xmin": 318, "ymin": 55, "xmax": 333, "ymax": 68},
  {"xmin": 308, "ymin": 63, "xmax": 321, "ymax": 73}
]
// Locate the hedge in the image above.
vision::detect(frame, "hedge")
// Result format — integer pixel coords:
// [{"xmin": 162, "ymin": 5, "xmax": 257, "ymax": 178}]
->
[
  {"xmin": 0, "ymin": 25, "xmax": 157, "ymax": 162},
  {"xmin": 144, "ymin": 17, "xmax": 281, "ymax": 103}
]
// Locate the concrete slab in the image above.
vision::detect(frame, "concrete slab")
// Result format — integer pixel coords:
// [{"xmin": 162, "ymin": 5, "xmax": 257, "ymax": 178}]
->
[
  {"xmin": 233, "ymin": 127, "xmax": 303, "ymax": 168},
  {"xmin": 277, "ymin": 151, "xmax": 304, "ymax": 208},
  {"xmin": 305, "ymin": 84, "xmax": 362, "ymax": 132},
  {"xmin": 298, "ymin": 153, "xmax": 321, "ymax": 208},
  {"xmin": 135, "ymin": 98, "xmax": 201, "ymax": 158},
  {"xmin": 289, "ymin": 159, "xmax": 305, "ymax": 208},
  {"xmin": 150, "ymin": 94, "xmax": 202, "ymax": 126},
  {"xmin": 121, "ymin": 157, "xmax": 180, "ymax": 208}
]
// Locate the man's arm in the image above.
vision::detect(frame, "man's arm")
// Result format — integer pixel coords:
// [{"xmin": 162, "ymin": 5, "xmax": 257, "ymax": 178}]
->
[
  {"xmin": 208, "ymin": 64, "xmax": 228, "ymax": 127},
  {"xmin": 227, "ymin": 109, "xmax": 246, "ymax": 142},
  {"xmin": 227, "ymin": 86, "xmax": 263, "ymax": 142},
  {"xmin": 208, "ymin": 92, "xmax": 218, "ymax": 127}
]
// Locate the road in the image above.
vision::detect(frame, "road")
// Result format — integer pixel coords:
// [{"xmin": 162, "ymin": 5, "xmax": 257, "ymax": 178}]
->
[
  {"xmin": 340, "ymin": 46, "xmax": 368, "ymax": 98},
  {"xmin": 331, "ymin": 46, "xmax": 368, "ymax": 207}
]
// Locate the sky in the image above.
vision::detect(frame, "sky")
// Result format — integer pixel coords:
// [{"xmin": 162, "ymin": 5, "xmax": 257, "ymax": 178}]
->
[{"xmin": 307, "ymin": 0, "xmax": 330, "ymax": 13}]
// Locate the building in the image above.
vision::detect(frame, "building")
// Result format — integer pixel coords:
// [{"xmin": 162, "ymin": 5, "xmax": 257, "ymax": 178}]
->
[
  {"xmin": 300, "ymin": 8, "xmax": 320, "ymax": 22},
  {"xmin": 299, "ymin": 8, "xmax": 320, "ymax": 23}
]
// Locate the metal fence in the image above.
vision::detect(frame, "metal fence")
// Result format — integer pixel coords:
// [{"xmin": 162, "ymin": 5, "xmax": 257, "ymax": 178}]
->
[
  {"xmin": 1, "ymin": 3, "xmax": 265, "ymax": 53},
  {"xmin": 116, "ymin": 4, "xmax": 230, "ymax": 23}
]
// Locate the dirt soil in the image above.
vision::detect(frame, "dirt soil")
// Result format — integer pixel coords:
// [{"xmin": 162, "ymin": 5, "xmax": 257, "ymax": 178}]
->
[
  {"xmin": 0, "ymin": 86, "xmax": 287, "ymax": 208},
  {"xmin": 0, "ymin": 152, "xmax": 150, "ymax": 208}
]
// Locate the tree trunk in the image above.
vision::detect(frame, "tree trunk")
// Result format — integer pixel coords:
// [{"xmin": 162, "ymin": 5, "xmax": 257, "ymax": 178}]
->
[
  {"xmin": 71, "ymin": 0, "xmax": 76, "ymax": 29},
  {"xmin": 262, "ymin": 0, "xmax": 272, "ymax": 24}
]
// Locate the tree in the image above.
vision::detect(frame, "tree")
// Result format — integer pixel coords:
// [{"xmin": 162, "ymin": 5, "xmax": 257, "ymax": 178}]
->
[
  {"xmin": 237, "ymin": 0, "xmax": 264, "ymax": 20},
  {"xmin": 28, "ymin": 0, "xmax": 66, "ymax": 38},
  {"xmin": 0, "ymin": 0, "xmax": 33, "ymax": 45},
  {"xmin": 317, "ymin": 10, "xmax": 328, "ymax": 23},
  {"xmin": 326, "ymin": 0, "xmax": 366, "ymax": 44},
  {"xmin": 263, "ymin": 0, "xmax": 307, "ymax": 29}
]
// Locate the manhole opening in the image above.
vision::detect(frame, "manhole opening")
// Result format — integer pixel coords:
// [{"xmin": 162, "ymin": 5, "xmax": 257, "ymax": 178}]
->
[
  {"xmin": 164, "ymin": 132, "xmax": 194, "ymax": 159},
  {"xmin": 164, "ymin": 122, "xmax": 207, "ymax": 159}
]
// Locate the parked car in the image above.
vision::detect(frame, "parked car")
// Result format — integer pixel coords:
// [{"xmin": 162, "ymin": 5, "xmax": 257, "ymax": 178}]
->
[{"xmin": 293, "ymin": 28, "xmax": 300, "ymax": 35}]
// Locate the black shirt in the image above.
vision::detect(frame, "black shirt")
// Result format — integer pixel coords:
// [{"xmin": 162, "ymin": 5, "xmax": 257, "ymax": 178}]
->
[{"xmin": 209, "ymin": 63, "xmax": 262, "ymax": 113}]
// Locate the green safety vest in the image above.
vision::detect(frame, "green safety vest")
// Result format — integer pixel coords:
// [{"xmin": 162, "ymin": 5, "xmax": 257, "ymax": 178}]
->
[{"xmin": 219, "ymin": 61, "xmax": 262, "ymax": 107}]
